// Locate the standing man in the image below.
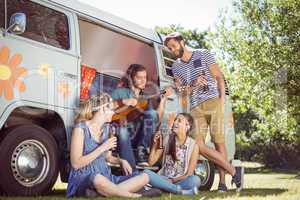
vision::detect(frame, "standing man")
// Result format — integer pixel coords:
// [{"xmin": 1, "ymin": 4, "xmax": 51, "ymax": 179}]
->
[{"xmin": 164, "ymin": 32, "xmax": 242, "ymax": 192}]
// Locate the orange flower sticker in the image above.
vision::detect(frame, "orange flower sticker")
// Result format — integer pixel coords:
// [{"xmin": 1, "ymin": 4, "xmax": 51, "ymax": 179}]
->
[
  {"xmin": 58, "ymin": 81, "xmax": 70, "ymax": 98},
  {"xmin": 0, "ymin": 46, "xmax": 28, "ymax": 100},
  {"xmin": 38, "ymin": 64, "xmax": 51, "ymax": 77}
]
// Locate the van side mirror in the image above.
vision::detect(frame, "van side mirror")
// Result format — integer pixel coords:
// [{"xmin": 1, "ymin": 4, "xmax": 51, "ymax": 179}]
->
[{"xmin": 7, "ymin": 13, "xmax": 26, "ymax": 35}]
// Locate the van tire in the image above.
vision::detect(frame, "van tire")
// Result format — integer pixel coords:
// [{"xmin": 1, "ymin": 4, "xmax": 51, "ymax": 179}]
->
[
  {"xmin": 0, "ymin": 125, "xmax": 59, "ymax": 196},
  {"xmin": 195, "ymin": 160, "xmax": 215, "ymax": 191}
]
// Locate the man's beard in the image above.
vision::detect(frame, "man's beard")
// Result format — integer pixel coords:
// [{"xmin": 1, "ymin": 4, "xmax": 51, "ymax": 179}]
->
[
  {"xmin": 175, "ymin": 45, "xmax": 184, "ymax": 59},
  {"xmin": 133, "ymin": 81, "xmax": 145, "ymax": 90}
]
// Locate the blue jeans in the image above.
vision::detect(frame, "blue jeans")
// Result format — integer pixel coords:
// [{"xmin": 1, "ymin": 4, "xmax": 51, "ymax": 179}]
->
[
  {"xmin": 176, "ymin": 175, "xmax": 201, "ymax": 190},
  {"xmin": 117, "ymin": 126, "xmax": 138, "ymax": 168},
  {"xmin": 116, "ymin": 108, "xmax": 159, "ymax": 168},
  {"xmin": 143, "ymin": 169, "xmax": 201, "ymax": 194},
  {"xmin": 139, "ymin": 108, "xmax": 159, "ymax": 148}
]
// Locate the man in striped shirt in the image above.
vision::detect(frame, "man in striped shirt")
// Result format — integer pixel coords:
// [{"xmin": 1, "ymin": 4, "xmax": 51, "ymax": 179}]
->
[{"xmin": 164, "ymin": 32, "xmax": 242, "ymax": 192}]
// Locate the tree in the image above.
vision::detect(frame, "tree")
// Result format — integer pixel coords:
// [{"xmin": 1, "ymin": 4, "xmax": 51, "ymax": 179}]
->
[{"xmin": 209, "ymin": 0, "xmax": 300, "ymax": 168}]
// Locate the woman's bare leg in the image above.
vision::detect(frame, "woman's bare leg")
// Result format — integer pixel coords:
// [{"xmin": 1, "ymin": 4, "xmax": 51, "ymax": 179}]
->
[
  {"xmin": 117, "ymin": 173, "xmax": 149, "ymax": 192},
  {"xmin": 93, "ymin": 174, "xmax": 141, "ymax": 198}
]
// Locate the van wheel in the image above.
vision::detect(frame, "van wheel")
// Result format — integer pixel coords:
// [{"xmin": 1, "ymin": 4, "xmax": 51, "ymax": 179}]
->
[
  {"xmin": 0, "ymin": 125, "xmax": 59, "ymax": 196},
  {"xmin": 195, "ymin": 160, "xmax": 215, "ymax": 191}
]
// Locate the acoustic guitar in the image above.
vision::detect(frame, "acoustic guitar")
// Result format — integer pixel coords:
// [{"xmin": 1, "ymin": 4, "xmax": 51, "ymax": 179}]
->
[{"xmin": 111, "ymin": 88, "xmax": 172, "ymax": 126}]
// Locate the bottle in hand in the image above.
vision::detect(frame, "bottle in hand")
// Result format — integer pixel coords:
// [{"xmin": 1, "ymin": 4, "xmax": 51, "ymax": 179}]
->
[
  {"xmin": 156, "ymin": 122, "xmax": 164, "ymax": 149},
  {"xmin": 159, "ymin": 133, "xmax": 164, "ymax": 149},
  {"xmin": 155, "ymin": 123, "xmax": 163, "ymax": 149},
  {"xmin": 109, "ymin": 125, "xmax": 117, "ymax": 151},
  {"xmin": 202, "ymin": 70, "xmax": 209, "ymax": 92}
]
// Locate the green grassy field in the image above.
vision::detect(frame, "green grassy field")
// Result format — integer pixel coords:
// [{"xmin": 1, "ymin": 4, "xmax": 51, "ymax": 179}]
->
[{"xmin": 1, "ymin": 163, "xmax": 299, "ymax": 200}]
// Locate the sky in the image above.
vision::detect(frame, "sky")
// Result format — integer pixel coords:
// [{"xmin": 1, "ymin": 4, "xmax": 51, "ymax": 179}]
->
[{"xmin": 78, "ymin": 0, "xmax": 233, "ymax": 31}]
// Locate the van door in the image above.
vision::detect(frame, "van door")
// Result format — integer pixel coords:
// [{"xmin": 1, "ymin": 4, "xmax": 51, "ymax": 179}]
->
[
  {"xmin": 0, "ymin": 0, "xmax": 79, "ymax": 114},
  {"xmin": 153, "ymin": 43, "xmax": 183, "ymax": 129}
]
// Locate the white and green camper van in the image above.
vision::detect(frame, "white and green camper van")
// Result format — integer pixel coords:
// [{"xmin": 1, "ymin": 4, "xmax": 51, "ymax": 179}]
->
[{"xmin": 0, "ymin": 0, "xmax": 240, "ymax": 196}]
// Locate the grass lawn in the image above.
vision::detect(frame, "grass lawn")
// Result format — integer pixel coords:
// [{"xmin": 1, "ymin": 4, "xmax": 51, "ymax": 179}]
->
[{"xmin": 1, "ymin": 163, "xmax": 299, "ymax": 200}]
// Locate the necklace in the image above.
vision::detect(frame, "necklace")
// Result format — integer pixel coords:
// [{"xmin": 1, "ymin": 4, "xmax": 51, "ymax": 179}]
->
[{"xmin": 87, "ymin": 122, "xmax": 103, "ymax": 142}]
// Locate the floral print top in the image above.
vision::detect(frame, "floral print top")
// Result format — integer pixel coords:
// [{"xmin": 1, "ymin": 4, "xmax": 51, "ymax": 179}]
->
[{"xmin": 162, "ymin": 135, "xmax": 196, "ymax": 179}]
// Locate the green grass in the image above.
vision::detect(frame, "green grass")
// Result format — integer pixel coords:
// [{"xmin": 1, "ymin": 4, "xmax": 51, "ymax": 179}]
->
[{"xmin": 1, "ymin": 163, "xmax": 300, "ymax": 200}]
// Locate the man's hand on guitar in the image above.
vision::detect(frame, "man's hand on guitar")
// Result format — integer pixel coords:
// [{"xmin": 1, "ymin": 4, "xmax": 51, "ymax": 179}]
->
[{"xmin": 122, "ymin": 98, "xmax": 138, "ymax": 107}]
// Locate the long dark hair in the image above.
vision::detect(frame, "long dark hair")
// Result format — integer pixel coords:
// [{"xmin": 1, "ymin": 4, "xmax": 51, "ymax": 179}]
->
[
  {"xmin": 119, "ymin": 64, "xmax": 147, "ymax": 88},
  {"xmin": 168, "ymin": 113, "xmax": 194, "ymax": 161}
]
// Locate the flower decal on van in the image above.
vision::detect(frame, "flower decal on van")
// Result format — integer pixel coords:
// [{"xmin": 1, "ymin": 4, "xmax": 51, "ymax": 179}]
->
[
  {"xmin": 0, "ymin": 46, "xmax": 28, "ymax": 100},
  {"xmin": 58, "ymin": 81, "xmax": 70, "ymax": 98},
  {"xmin": 38, "ymin": 64, "xmax": 51, "ymax": 77}
]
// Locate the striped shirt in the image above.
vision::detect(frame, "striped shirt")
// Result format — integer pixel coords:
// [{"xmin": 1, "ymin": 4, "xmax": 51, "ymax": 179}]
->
[{"xmin": 172, "ymin": 49, "xmax": 219, "ymax": 108}]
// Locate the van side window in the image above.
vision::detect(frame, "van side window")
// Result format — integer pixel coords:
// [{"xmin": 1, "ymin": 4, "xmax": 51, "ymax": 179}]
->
[
  {"xmin": 162, "ymin": 49, "xmax": 177, "ymax": 78},
  {"xmin": 7, "ymin": 0, "xmax": 70, "ymax": 50},
  {"xmin": 0, "ymin": 0, "xmax": 4, "ymax": 28},
  {"xmin": 224, "ymin": 78, "xmax": 230, "ymax": 96}
]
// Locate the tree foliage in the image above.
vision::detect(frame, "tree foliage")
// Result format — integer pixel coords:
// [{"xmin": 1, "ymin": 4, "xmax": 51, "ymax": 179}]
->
[
  {"xmin": 156, "ymin": 0, "xmax": 300, "ymax": 168},
  {"xmin": 209, "ymin": 0, "xmax": 300, "ymax": 168}
]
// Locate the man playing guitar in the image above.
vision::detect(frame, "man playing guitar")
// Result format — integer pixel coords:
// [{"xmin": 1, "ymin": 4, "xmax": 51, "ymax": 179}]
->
[{"xmin": 111, "ymin": 64, "xmax": 172, "ymax": 168}]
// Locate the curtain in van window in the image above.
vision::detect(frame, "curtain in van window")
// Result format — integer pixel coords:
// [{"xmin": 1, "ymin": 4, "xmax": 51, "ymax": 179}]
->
[
  {"xmin": 0, "ymin": 0, "xmax": 4, "ymax": 28},
  {"xmin": 80, "ymin": 65, "xmax": 96, "ymax": 100},
  {"xmin": 6, "ymin": 0, "xmax": 70, "ymax": 50}
]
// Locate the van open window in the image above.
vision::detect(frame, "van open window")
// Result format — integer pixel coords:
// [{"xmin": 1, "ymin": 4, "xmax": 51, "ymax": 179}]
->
[
  {"xmin": 0, "ymin": 0, "xmax": 4, "ymax": 28},
  {"xmin": 6, "ymin": 0, "xmax": 70, "ymax": 50},
  {"xmin": 78, "ymin": 19, "xmax": 159, "ymax": 98},
  {"xmin": 224, "ymin": 79, "xmax": 230, "ymax": 96},
  {"xmin": 162, "ymin": 48, "xmax": 177, "ymax": 78}
]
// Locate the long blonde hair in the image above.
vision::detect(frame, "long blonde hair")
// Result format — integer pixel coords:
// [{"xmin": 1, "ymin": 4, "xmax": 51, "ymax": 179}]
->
[{"xmin": 74, "ymin": 93, "xmax": 112, "ymax": 124}]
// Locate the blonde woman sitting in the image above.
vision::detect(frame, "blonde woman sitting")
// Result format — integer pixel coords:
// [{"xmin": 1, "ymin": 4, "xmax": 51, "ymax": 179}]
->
[{"xmin": 66, "ymin": 94, "xmax": 149, "ymax": 198}]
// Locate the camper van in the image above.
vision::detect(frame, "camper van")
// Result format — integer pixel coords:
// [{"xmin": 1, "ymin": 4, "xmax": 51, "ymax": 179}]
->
[{"xmin": 0, "ymin": 0, "xmax": 240, "ymax": 196}]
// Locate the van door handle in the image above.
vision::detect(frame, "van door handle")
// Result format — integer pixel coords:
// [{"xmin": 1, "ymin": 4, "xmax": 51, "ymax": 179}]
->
[{"xmin": 62, "ymin": 73, "xmax": 77, "ymax": 80}]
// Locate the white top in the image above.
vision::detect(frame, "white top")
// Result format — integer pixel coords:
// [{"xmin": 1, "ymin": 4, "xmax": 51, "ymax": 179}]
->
[{"xmin": 159, "ymin": 133, "xmax": 196, "ymax": 178}]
